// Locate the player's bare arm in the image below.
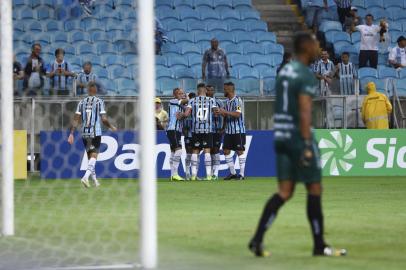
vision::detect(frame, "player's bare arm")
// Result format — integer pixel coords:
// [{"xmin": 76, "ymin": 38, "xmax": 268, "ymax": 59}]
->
[
  {"xmin": 101, "ymin": 115, "xmax": 117, "ymax": 131},
  {"xmin": 298, "ymin": 94, "xmax": 313, "ymax": 167},
  {"xmin": 68, "ymin": 113, "xmax": 81, "ymax": 145}
]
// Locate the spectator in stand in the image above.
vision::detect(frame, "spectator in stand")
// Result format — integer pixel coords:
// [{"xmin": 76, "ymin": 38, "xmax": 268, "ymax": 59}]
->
[
  {"xmin": 335, "ymin": 52, "xmax": 356, "ymax": 95},
  {"xmin": 314, "ymin": 50, "xmax": 335, "ymax": 96},
  {"xmin": 13, "ymin": 54, "xmax": 24, "ymax": 96},
  {"xmin": 48, "ymin": 48, "xmax": 75, "ymax": 95},
  {"xmin": 352, "ymin": 14, "xmax": 388, "ymax": 69},
  {"xmin": 344, "ymin": 6, "xmax": 361, "ymax": 33},
  {"xmin": 277, "ymin": 52, "xmax": 293, "ymax": 74},
  {"xmin": 155, "ymin": 18, "xmax": 168, "ymax": 55},
  {"xmin": 23, "ymin": 43, "xmax": 46, "ymax": 96},
  {"xmin": 79, "ymin": 0, "xmax": 95, "ymax": 16},
  {"xmin": 202, "ymin": 38, "xmax": 230, "ymax": 93},
  {"xmin": 77, "ymin": 61, "xmax": 98, "ymax": 95},
  {"xmin": 304, "ymin": 0, "xmax": 328, "ymax": 33},
  {"xmin": 361, "ymin": 82, "xmax": 392, "ymax": 129},
  {"xmin": 335, "ymin": 0, "xmax": 352, "ymax": 27},
  {"xmin": 155, "ymin": 97, "xmax": 168, "ymax": 130},
  {"xmin": 389, "ymin": 36, "xmax": 406, "ymax": 69}
]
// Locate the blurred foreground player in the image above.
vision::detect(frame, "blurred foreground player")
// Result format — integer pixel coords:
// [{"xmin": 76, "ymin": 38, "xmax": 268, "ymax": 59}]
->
[
  {"xmin": 68, "ymin": 82, "xmax": 117, "ymax": 188},
  {"xmin": 248, "ymin": 33, "xmax": 347, "ymax": 257}
]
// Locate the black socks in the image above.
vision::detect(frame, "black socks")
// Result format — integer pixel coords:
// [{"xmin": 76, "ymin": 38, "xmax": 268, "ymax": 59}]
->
[
  {"xmin": 307, "ymin": 194, "xmax": 326, "ymax": 250},
  {"xmin": 252, "ymin": 193, "xmax": 285, "ymax": 243}
]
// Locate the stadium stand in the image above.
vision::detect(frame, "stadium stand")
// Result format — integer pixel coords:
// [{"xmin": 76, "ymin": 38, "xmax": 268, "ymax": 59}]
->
[{"xmin": 13, "ymin": 0, "xmax": 283, "ymax": 96}]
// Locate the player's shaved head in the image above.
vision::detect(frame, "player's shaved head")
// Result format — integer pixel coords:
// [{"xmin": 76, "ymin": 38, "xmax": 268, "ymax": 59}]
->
[
  {"xmin": 206, "ymin": 85, "xmax": 215, "ymax": 97},
  {"xmin": 88, "ymin": 82, "xmax": 97, "ymax": 96},
  {"xmin": 293, "ymin": 32, "xmax": 320, "ymax": 64},
  {"xmin": 223, "ymin": 82, "xmax": 235, "ymax": 98},
  {"xmin": 197, "ymin": 83, "xmax": 207, "ymax": 96},
  {"xmin": 173, "ymin": 87, "xmax": 184, "ymax": 99}
]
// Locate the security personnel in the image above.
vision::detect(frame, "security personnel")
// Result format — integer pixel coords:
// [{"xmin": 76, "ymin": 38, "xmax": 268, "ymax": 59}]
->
[{"xmin": 361, "ymin": 82, "xmax": 392, "ymax": 129}]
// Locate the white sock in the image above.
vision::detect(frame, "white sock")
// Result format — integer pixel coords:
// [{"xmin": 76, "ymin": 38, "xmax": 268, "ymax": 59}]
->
[
  {"xmin": 172, "ymin": 149, "xmax": 182, "ymax": 177},
  {"xmin": 212, "ymin": 153, "xmax": 220, "ymax": 177},
  {"xmin": 185, "ymin": 153, "xmax": 192, "ymax": 178},
  {"xmin": 238, "ymin": 155, "xmax": 246, "ymax": 177},
  {"xmin": 170, "ymin": 152, "xmax": 175, "ymax": 177},
  {"xmin": 191, "ymin": 154, "xmax": 198, "ymax": 177},
  {"xmin": 83, "ymin": 157, "xmax": 96, "ymax": 180},
  {"xmin": 204, "ymin": 153, "xmax": 212, "ymax": 178},
  {"xmin": 225, "ymin": 153, "xmax": 236, "ymax": 175},
  {"xmin": 91, "ymin": 171, "xmax": 97, "ymax": 182}
]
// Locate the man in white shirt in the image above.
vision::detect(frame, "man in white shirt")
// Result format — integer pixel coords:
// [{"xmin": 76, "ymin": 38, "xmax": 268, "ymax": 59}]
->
[
  {"xmin": 389, "ymin": 36, "xmax": 406, "ymax": 69},
  {"xmin": 353, "ymin": 14, "xmax": 388, "ymax": 68}
]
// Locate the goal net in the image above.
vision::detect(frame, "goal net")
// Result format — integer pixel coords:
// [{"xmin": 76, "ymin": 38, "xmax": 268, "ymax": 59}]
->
[{"xmin": 1, "ymin": 0, "xmax": 156, "ymax": 269}]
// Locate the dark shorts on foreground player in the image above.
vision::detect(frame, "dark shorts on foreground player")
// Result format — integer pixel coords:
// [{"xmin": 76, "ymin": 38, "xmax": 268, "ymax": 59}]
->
[
  {"xmin": 184, "ymin": 136, "xmax": 193, "ymax": 149},
  {"xmin": 223, "ymin": 133, "xmax": 246, "ymax": 151},
  {"xmin": 166, "ymin": 130, "xmax": 182, "ymax": 151},
  {"xmin": 212, "ymin": 133, "xmax": 223, "ymax": 149},
  {"xmin": 192, "ymin": 133, "xmax": 213, "ymax": 149},
  {"xmin": 275, "ymin": 139, "xmax": 321, "ymax": 183},
  {"xmin": 82, "ymin": 136, "xmax": 101, "ymax": 154}
]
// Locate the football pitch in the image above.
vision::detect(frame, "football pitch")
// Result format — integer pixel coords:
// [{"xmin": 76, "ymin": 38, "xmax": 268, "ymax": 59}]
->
[{"xmin": 1, "ymin": 177, "xmax": 405, "ymax": 270}]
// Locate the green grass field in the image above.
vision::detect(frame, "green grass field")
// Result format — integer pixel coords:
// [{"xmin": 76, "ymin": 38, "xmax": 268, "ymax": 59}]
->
[{"xmin": 1, "ymin": 177, "xmax": 405, "ymax": 270}]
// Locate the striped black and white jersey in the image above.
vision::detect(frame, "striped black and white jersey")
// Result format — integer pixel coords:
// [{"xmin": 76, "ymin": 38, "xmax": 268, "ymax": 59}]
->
[
  {"xmin": 75, "ymin": 96, "xmax": 106, "ymax": 138},
  {"xmin": 50, "ymin": 60, "xmax": 71, "ymax": 90},
  {"xmin": 167, "ymin": 99, "xmax": 184, "ymax": 132},
  {"xmin": 187, "ymin": 96, "xmax": 217, "ymax": 134},
  {"xmin": 338, "ymin": 62, "xmax": 356, "ymax": 95},
  {"xmin": 212, "ymin": 97, "xmax": 224, "ymax": 133},
  {"xmin": 224, "ymin": 96, "xmax": 245, "ymax": 134}
]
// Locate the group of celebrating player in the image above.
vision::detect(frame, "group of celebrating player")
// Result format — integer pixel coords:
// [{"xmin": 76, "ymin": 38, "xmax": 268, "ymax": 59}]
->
[{"xmin": 166, "ymin": 82, "xmax": 247, "ymax": 181}]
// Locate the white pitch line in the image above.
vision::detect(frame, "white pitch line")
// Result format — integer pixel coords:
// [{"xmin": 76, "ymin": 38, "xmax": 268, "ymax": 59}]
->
[{"xmin": 34, "ymin": 263, "xmax": 141, "ymax": 270}]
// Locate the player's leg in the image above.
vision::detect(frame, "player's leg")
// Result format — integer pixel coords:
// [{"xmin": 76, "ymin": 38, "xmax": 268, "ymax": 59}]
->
[
  {"xmin": 305, "ymin": 182, "xmax": 326, "ymax": 253},
  {"xmin": 236, "ymin": 133, "xmax": 247, "ymax": 180},
  {"xmin": 170, "ymin": 132, "xmax": 184, "ymax": 181},
  {"xmin": 223, "ymin": 135, "xmax": 237, "ymax": 180},
  {"xmin": 203, "ymin": 148, "xmax": 212, "ymax": 180},
  {"xmin": 81, "ymin": 137, "xmax": 100, "ymax": 188},
  {"xmin": 211, "ymin": 146, "xmax": 220, "ymax": 180},
  {"xmin": 249, "ymin": 180, "xmax": 296, "ymax": 256},
  {"xmin": 190, "ymin": 149, "xmax": 200, "ymax": 181},
  {"xmin": 185, "ymin": 143, "xmax": 192, "ymax": 180}
]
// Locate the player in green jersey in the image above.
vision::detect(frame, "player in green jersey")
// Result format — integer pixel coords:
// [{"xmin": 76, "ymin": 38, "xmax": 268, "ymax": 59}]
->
[{"xmin": 248, "ymin": 32, "xmax": 347, "ymax": 257}]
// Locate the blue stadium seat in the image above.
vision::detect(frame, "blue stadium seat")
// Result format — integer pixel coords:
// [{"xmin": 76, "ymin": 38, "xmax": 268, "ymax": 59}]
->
[
  {"xmin": 119, "ymin": 42, "xmax": 138, "ymax": 55},
  {"xmin": 93, "ymin": 67, "xmax": 109, "ymax": 79},
  {"xmin": 215, "ymin": 0, "xmax": 233, "ymax": 9},
  {"xmin": 158, "ymin": 78, "xmax": 182, "ymax": 95},
  {"xmin": 233, "ymin": 0, "xmax": 252, "ymax": 9},
  {"xmin": 13, "ymin": 0, "xmax": 29, "ymax": 7},
  {"xmin": 155, "ymin": 55, "xmax": 167, "ymax": 67},
  {"xmin": 391, "ymin": 32, "xmax": 404, "ymax": 44},
  {"xmin": 175, "ymin": 68, "xmax": 196, "ymax": 79},
  {"xmin": 158, "ymin": 7, "xmax": 180, "ymax": 20},
  {"xmin": 162, "ymin": 43, "xmax": 182, "ymax": 54},
  {"xmin": 64, "ymin": 20, "xmax": 82, "ymax": 32},
  {"xmin": 188, "ymin": 21, "xmax": 207, "ymax": 31},
  {"xmin": 335, "ymin": 45, "xmax": 358, "ymax": 55},
  {"xmin": 369, "ymin": 7, "xmax": 389, "ymax": 21},
  {"xmin": 101, "ymin": 78, "xmax": 116, "ymax": 93},
  {"xmin": 90, "ymin": 30, "xmax": 109, "ymax": 43},
  {"xmin": 167, "ymin": 21, "xmax": 188, "ymax": 31},
  {"xmin": 235, "ymin": 32, "xmax": 256, "ymax": 43},
  {"xmin": 44, "ymin": 20, "xmax": 61, "ymax": 32},
  {"xmin": 14, "ymin": 20, "xmax": 25, "ymax": 34},
  {"xmin": 78, "ymin": 42, "xmax": 96, "ymax": 56},
  {"xmin": 167, "ymin": 56, "xmax": 189, "ymax": 68},
  {"xmin": 36, "ymin": 33, "xmax": 51, "ymax": 46},
  {"xmin": 97, "ymin": 42, "xmax": 117, "ymax": 55},
  {"xmin": 388, "ymin": 21, "xmax": 402, "ymax": 32},
  {"xmin": 215, "ymin": 32, "xmax": 235, "ymax": 43},
  {"xmin": 174, "ymin": 32, "xmax": 194, "ymax": 44},
  {"xmin": 188, "ymin": 55, "xmax": 202, "ymax": 68},
  {"xmin": 71, "ymin": 31, "xmax": 91, "ymax": 43},
  {"xmin": 391, "ymin": 8, "xmax": 406, "ymax": 20},
  {"xmin": 120, "ymin": 9, "xmax": 137, "ymax": 21},
  {"xmin": 55, "ymin": 7, "xmax": 69, "ymax": 20},
  {"xmin": 319, "ymin": 20, "xmax": 342, "ymax": 33},
  {"xmin": 251, "ymin": 54, "xmax": 273, "ymax": 68},
  {"xmin": 69, "ymin": 56, "xmax": 82, "ymax": 67},
  {"xmin": 351, "ymin": 32, "xmax": 361, "ymax": 44},
  {"xmin": 179, "ymin": 7, "xmax": 200, "ymax": 21},
  {"xmin": 400, "ymin": 69, "xmax": 406, "ymax": 79},
  {"xmin": 195, "ymin": 0, "xmax": 214, "ymax": 9},
  {"xmin": 156, "ymin": 0, "xmax": 173, "ymax": 9},
  {"xmin": 194, "ymin": 31, "xmax": 212, "ymax": 43},
  {"xmin": 244, "ymin": 44, "xmax": 266, "ymax": 55},
  {"xmin": 82, "ymin": 18, "xmax": 104, "ymax": 32},
  {"xmin": 358, "ymin": 67, "xmax": 378, "ymax": 79},
  {"xmin": 330, "ymin": 31, "xmax": 351, "ymax": 43},
  {"xmin": 365, "ymin": 0, "xmax": 383, "ymax": 9},
  {"xmin": 395, "ymin": 79, "xmax": 406, "ymax": 96},
  {"xmin": 378, "ymin": 53, "xmax": 388, "ymax": 66},
  {"xmin": 207, "ymin": 21, "xmax": 228, "ymax": 32},
  {"xmin": 181, "ymin": 43, "xmax": 202, "ymax": 55},
  {"xmin": 116, "ymin": 0, "xmax": 134, "ymax": 8},
  {"xmin": 263, "ymin": 79, "xmax": 276, "ymax": 95},
  {"xmin": 248, "ymin": 21, "xmax": 267, "ymax": 32},
  {"xmin": 37, "ymin": 6, "xmax": 53, "ymax": 20},
  {"xmin": 124, "ymin": 55, "xmax": 138, "ymax": 67},
  {"xmin": 266, "ymin": 43, "xmax": 284, "ymax": 55},
  {"xmin": 229, "ymin": 21, "xmax": 248, "ymax": 31},
  {"xmin": 238, "ymin": 67, "xmax": 260, "ymax": 79},
  {"xmin": 199, "ymin": 7, "xmax": 221, "ymax": 20},
  {"xmin": 174, "ymin": 0, "xmax": 194, "ymax": 9},
  {"xmin": 20, "ymin": 7, "xmax": 36, "ymax": 20},
  {"xmin": 256, "ymin": 32, "xmax": 277, "ymax": 44},
  {"xmin": 82, "ymin": 54, "xmax": 103, "ymax": 68},
  {"xmin": 220, "ymin": 9, "xmax": 241, "ymax": 20},
  {"xmin": 101, "ymin": 54, "xmax": 126, "ymax": 68},
  {"xmin": 240, "ymin": 9, "xmax": 260, "ymax": 20},
  {"xmin": 32, "ymin": 0, "xmax": 54, "ymax": 8},
  {"xmin": 235, "ymin": 79, "xmax": 260, "ymax": 95},
  {"xmin": 260, "ymin": 68, "xmax": 277, "ymax": 79},
  {"xmin": 99, "ymin": 7, "xmax": 121, "ymax": 20},
  {"xmin": 116, "ymin": 78, "xmax": 137, "ymax": 94},
  {"xmin": 225, "ymin": 44, "xmax": 244, "ymax": 55},
  {"xmin": 109, "ymin": 66, "xmax": 132, "ymax": 79},
  {"xmin": 27, "ymin": 21, "xmax": 43, "ymax": 32},
  {"xmin": 230, "ymin": 55, "xmax": 251, "ymax": 68},
  {"xmin": 378, "ymin": 66, "xmax": 398, "ymax": 79},
  {"xmin": 352, "ymin": 0, "xmax": 364, "ymax": 8}
]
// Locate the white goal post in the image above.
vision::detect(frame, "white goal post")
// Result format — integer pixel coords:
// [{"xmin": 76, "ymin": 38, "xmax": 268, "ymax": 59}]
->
[
  {"xmin": 137, "ymin": 0, "xmax": 158, "ymax": 269},
  {"xmin": 1, "ymin": 0, "xmax": 15, "ymax": 237}
]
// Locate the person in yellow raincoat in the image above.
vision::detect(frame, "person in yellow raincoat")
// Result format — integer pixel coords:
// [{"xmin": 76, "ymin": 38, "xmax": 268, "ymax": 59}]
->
[{"xmin": 361, "ymin": 82, "xmax": 392, "ymax": 129}]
